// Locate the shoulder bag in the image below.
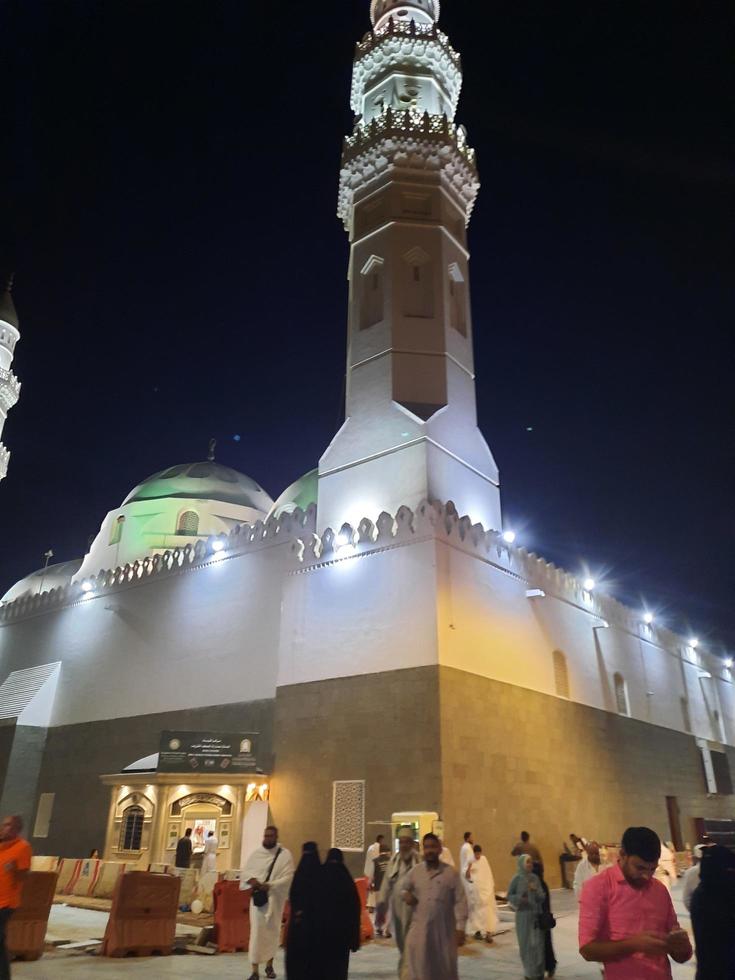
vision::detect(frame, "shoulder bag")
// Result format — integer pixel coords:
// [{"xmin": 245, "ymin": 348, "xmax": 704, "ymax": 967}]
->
[{"xmin": 252, "ymin": 847, "xmax": 282, "ymax": 908}]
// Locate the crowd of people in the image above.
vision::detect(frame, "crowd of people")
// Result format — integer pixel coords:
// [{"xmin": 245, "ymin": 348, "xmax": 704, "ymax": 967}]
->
[{"xmin": 239, "ymin": 822, "xmax": 732, "ymax": 980}]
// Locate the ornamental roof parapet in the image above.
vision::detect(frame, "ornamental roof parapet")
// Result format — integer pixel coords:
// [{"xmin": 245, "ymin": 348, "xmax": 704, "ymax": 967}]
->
[
  {"xmin": 0, "ymin": 369, "xmax": 20, "ymax": 411},
  {"xmin": 343, "ymin": 108, "xmax": 475, "ymax": 169},
  {"xmin": 0, "ymin": 503, "xmax": 317, "ymax": 625},
  {"xmin": 351, "ymin": 22, "xmax": 462, "ymax": 114},
  {"xmin": 291, "ymin": 499, "xmax": 731, "ymax": 685}
]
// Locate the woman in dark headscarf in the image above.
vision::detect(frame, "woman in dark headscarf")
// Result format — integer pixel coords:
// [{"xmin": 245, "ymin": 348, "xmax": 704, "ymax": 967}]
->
[
  {"xmin": 285, "ymin": 842, "xmax": 321, "ymax": 980},
  {"xmin": 690, "ymin": 843, "xmax": 735, "ymax": 979},
  {"xmin": 317, "ymin": 847, "xmax": 362, "ymax": 980}
]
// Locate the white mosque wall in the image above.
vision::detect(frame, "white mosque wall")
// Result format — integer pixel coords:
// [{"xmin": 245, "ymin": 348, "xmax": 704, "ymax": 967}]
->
[{"xmin": 0, "ymin": 538, "xmax": 289, "ymax": 728}]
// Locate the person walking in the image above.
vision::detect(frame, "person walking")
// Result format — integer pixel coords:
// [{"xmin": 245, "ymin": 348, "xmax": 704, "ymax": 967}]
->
[
  {"xmin": 573, "ymin": 842, "xmax": 607, "ymax": 899},
  {"xmin": 400, "ymin": 832, "xmax": 467, "ymax": 980},
  {"xmin": 377, "ymin": 826, "xmax": 421, "ymax": 976},
  {"xmin": 579, "ymin": 826, "xmax": 692, "ymax": 978},
  {"xmin": 682, "ymin": 844, "xmax": 703, "ymax": 911},
  {"xmin": 689, "ymin": 844, "xmax": 735, "ymax": 979},
  {"xmin": 508, "ymin": 853, "xmax": 545, "ymax": 980},
  {"xmin": 371, "ymin": 840, "xmax": 391, "ymax": 936},
  {"xmin": 201, "ymin": 830, "xmax": 218, "ymax": 873},
  {"xmin": 655, "ymin": 841, "xmax": 677, "ymax": 892},
  {"xmin": 285, "ymin": 842, "xmax": 321, "ymax": 980},
  {"xmin": 174, "ymin": 827, "xmax": 192, "ymax": 869},
  {"xmin": 535, "ymin": 859, "xmax": 557, "ymax": 978},
  {"xmin": 364, "ymin": 834, "xmax": 384, "ymax": 912},
  {"xmin": 512, "ymin": 831, "xmax": 544, "ymax": 877},
  {"xmin": 465, "ymin": 843, "xmax": 497, "ymax": 942},
  {"xmin": 317, "ymin": 848, "xmax": 361, "ymax": 980},
  {"xmin": 0, "ymin": 815, "xmax": 31, "ymax": 980},
  {"xmin": 243, "ymin": 825, "xmax": 294, "ymax": 980}
]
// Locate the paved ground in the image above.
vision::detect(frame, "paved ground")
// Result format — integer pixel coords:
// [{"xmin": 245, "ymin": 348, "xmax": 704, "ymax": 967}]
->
[{"xmin": 14, "ymin": 884, "xmax": 698, "ymax": 978}]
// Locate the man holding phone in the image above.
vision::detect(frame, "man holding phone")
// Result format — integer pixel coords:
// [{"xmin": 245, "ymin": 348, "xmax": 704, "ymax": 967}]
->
[{"xmin": 579, "ymin": 826, "xmax": 692, "ymax": 978}]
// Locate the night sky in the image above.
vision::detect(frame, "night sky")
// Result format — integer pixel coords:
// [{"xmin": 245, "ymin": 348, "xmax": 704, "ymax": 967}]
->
[{"xmin": 3, "ymin": 2, "xmax": 733, "ymax": 653}]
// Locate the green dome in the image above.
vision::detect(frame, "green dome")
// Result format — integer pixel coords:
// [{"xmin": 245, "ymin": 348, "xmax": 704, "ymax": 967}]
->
[
  {"xmin": 123, "ymin": 462, "xmax": 274, "ymax": 512},
  {"xmin": 267, "ymin": 469, "xmax": 318, "ymax": 521}
]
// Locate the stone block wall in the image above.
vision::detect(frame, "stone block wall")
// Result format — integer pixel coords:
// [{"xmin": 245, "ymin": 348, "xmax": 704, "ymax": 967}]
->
[
  {"xmin": 438, "ymin": 666, "xmax": 735, "ymax": 890},
  {"xmin": 273, "ymin": 667, "xmax": 443, "ymax": 877}
]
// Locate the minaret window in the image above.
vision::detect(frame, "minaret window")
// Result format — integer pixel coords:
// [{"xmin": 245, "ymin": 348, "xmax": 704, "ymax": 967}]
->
[
  {"xmin": 177, "ymin": 510, "xmax": 199, "ymax": 536},
  {"xmin": 448, "ymin": 263, "xmax": 467, "ymax": 336},
  {"xmin": 402, "ymin": 246, "xmax": 434, "ymax": 318},
  {"xmin": 359, "ymin": 256, "xmax": 385, "ymax": 330},
  {"xmin": 109, "ymin": 515, "xmax": 125, "ymax": 546}
]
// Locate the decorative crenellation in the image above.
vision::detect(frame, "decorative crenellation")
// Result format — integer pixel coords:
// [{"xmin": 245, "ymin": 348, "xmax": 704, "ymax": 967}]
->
[
  {"xmin": 0, "ymin": 444, "xmax": 8, "ymax": 481},
  {"xmin": 351, "ymin": 23, "xmax": 462, "ymax": 115},
  {"xmin": 0, "ymin": 367, "xmax": 20, "ymax": 414},
  {"xmin": 0, "ymin": 503, "xmax": 318, "ymax": 625},
  {"xmin": 291, "ymin": 499, "xmax": 731, "ymax": 681},
  {"xmin": 338, "ymin": 110, "xmax": 479, "ymax": 228}
]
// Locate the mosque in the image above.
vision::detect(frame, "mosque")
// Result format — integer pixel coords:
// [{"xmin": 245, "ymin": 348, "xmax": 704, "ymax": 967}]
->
[{"xmin": 0, "ymin": 0, "xmax": 732, "ymax": 884}]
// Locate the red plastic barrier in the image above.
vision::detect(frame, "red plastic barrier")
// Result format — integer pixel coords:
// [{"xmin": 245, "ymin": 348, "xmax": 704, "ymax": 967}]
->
[
  {"xmin": 102, "ymin": 871, "xmax": 181, "ymax": 957},
  {"xmin": 212, "ymin": 880, "xmax": 251, "ymax": 953},
  {"xmin": 7, "ymin": 871, "xmax": 58, "ymax": 962},
  {"xmin": 354, "ymin": 875, "xmax": 374, "ymax": 942}
]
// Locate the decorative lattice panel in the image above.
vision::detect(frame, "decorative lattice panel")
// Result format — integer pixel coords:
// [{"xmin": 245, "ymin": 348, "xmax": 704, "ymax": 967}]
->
[{"xmin": 332, "ymin": 780, "xmax": 365, "ymax": 852}]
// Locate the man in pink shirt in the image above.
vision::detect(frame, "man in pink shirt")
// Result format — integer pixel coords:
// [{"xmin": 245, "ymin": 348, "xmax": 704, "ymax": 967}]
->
[{"xmin": 579, "ymin": 826, "xmax": 692, "ymax": 978}]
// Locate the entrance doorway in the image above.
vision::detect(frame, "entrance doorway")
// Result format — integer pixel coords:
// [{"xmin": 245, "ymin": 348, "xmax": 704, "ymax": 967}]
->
[{"xmin": 666, "ymin": 796, "xmax": 684, "ymax": 852}]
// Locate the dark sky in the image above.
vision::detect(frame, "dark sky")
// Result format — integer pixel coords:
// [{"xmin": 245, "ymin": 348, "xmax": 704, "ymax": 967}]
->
[{"xmin": 3, "ymin": 1, "xmax": 733, "ymax": 654}]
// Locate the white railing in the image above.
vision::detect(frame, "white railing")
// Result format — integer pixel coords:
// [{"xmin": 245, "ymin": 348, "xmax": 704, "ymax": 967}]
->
[{"xmin": 343, "ymin": 107, "xmax": 475, "ymax": 168}]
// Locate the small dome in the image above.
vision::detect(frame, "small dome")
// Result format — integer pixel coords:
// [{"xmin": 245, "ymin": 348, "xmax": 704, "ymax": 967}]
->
[
  {"xmin": 267, "ymin": 469, "xmax": 318, "ymax": 522},
  {"xmin": 123, "ymin": 462, "xmax": 274, "ymax": 512},
  {"xmin": 1, "ymin": 558, "xmax": 83, "ymax": 603}
]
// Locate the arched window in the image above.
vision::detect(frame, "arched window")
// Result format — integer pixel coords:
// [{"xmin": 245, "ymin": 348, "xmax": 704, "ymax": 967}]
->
[
  {"xmin": 448, "ymin": 263, "xmax": 467, "ymax": 336},
  {"xmin": 552, "ymin": 650, "xmax": 569, "ymax": 699},
  {"xmin": 359, "ymin": 256, "xmax": 384, "ymax": 330},
  {"xmin": 108, "ymin": 515, "xmax": 125, "ymax": 546},
  {"xmin": 402, "ymin": 247, "xmax": 434, "ymax": 318},
  {"xmin": 613, "ymin": 672, "xmax": 629, "ymax": 716},
  {"xmin": 177, "ymin": 510, "xmax": 199, "ymax": 536},
  {"xmin": 119, "ymin": 805, "xmax": 144, "ymax": 851}
]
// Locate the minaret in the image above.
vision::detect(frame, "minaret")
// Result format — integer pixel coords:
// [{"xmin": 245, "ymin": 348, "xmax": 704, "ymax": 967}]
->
[
  {"xmin": 0, "ymin": 275, "xmax": 21, "ymax": 482},
  {"xmin": 318, "ymin": 0, "xmax": 502, "ymax": 533}
]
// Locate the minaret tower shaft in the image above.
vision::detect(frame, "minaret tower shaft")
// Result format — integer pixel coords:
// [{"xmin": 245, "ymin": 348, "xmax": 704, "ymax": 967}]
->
[
  {"xmin": 0, "ymin": 275, "xmax": 21, "ymax": 482},
  {"xmin": 318, "ymin": 0, "xmax": 501, "ymax": 533}
]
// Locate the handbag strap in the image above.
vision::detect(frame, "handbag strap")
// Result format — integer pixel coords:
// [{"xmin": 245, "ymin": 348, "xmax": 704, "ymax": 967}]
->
[{"xmin": 264, "ymin": 847, "xmax": 282, "ymax": 884}]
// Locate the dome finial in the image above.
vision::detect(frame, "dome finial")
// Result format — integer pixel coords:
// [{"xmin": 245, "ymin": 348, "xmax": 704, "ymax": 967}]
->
[
  {"xmin": 207, "ymin": 437, "xmax": 217, "ymax": 462},
  {"xmin": 370, "ymin": 0, "xmax": 439, "ymax": 31}
]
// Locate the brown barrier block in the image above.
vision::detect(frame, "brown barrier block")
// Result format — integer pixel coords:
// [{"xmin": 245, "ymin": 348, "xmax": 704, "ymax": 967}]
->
[
  {"xmin": 212, "ymin": 881, "xmax": 251, "ymax": 953},
  {"xmin": 101, "ymin": 871, "xmax": 181, "ymax": 957},
  {"xmin": 8, "ymin": 870, "xmax": 58, "ymax": 962}
]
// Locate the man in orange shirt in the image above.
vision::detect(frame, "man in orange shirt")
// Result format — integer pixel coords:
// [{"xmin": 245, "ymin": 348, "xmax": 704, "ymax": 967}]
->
[{"xmin": 0, "ymin": 815, "xmax": 32, "ymax": 979}]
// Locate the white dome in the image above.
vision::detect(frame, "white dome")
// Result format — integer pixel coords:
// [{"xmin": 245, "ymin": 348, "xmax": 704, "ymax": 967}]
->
[{"xmin": 2, "ymin": 558, "xmax": 83, "ymax": 603}]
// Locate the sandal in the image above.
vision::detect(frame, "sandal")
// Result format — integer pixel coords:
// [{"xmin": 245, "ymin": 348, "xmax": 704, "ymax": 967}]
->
[{"xmin": 265, "ymin": 968, "xmax": 277, "ymax": 980}]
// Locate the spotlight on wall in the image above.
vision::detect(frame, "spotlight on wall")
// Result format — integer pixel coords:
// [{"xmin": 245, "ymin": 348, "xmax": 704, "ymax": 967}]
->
[
  {"xmin": 643, "ymin": 612, "xmax": 654, "ymax": 625},
  {"xmin": 583, "ymin": 577, "xmax": 595, "ymax": 592},
  {"xmin": 81, "ymin": 580, "xmax": 94, "ymax": 593},
  {"xmin": 724, "ymin": 658, "xmax": 733, "ymax": 669},
  {"xmin": 212, "ymin": 539, "xmax": 225, "ymax": 552},
  {"xmin": 502, "ymin": 530, "xmax": 516, "ymax": 544},
  {"xmin": 689, "ymin": 637, "xmax": 699, "ymax": 649}
]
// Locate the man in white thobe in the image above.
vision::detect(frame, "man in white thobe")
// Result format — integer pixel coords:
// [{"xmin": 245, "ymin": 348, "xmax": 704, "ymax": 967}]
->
[
  {"xmin": 573, "ymin": 841, "xmax": 608, "ymax": 899},
  {"xmin": 459, "ymin": 831, "xmax": 474, "ymax": 930},
  {"xmin": 364, "ymin": 833, "xmax": 385, "ymax": 910},
  {"xmin": 465, "ymin": 844, "xmax": 498, "ymax": 940},
  {"xmin": 439, "ymin": 839, "xmax": 455, "ymax": 867},
  {"xmin": 401, "ymin": 833, "xmax": 467, "ymax": 980},
  {"xmin": 655, "ymin": 840, "xmax": 678, "ymax": 891},
  {"xmin": 378, "ymin": 827, "xmax": 421, "ymax": 976},
  {"xmin": 201, "ymin": 831, "xmax": 218, "ymax": 873},
  {"xmin": 242, "ymin": 825, "xmax": 294, "ymax": 980},
  {"xmin": 682, "ymin": 844, "xmax": 703, "ymax": 910}
]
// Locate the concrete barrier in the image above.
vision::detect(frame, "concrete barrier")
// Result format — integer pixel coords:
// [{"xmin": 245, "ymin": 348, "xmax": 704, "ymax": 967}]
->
[
  {"xmin": 102, "ymin": 871, "xmax": 181, "ymax": 957},
  {"xmin": 8, "ymin": 871, "xmax": 58, "ymax": 961}
]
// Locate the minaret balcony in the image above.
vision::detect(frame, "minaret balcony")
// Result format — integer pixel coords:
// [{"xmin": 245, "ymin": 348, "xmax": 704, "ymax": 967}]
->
[
  {"xmin": 343, "ymin": 107, "xmax": 475, "ymax": 168},
  {"xmin": 0, "ymin": 368, "xmax": 20, "ymax": 412},
  {"xmin": 351, "ymin": 21, "xmax": 462, "ymax": 115}
]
